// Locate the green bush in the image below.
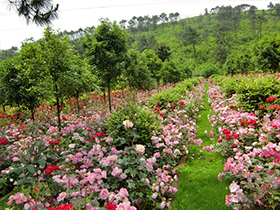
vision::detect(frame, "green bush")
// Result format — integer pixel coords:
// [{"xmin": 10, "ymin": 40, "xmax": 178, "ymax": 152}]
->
[
  {"xmin": 214, "ymin": 74, "xmax": 280, "ymax": 112},
  {"xmin": 147, "ymin": 77, "xmax": 202, "ymax": 109},
  {"xmin": 106, "ymin": 102, "xmax": 161, "ymax": 155},
  {"xmin": 199, "ymin": 62, "xmax": 221, "ymax": 78}
]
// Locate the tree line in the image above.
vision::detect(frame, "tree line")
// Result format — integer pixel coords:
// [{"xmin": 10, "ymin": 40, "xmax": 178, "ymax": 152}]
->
[
  {"xmin": 0, "ymin": 20, "xmax": 192, "ymax": 129},
  {"xmin": 2, "ymin": 1, "xmax": 280, "ymax": 123}
]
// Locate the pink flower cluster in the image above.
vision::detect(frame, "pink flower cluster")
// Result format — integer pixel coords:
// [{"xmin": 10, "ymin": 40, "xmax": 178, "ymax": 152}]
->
[{"xmin": 208, "ymin": 79, "xmax": 280, "ymax": 209}]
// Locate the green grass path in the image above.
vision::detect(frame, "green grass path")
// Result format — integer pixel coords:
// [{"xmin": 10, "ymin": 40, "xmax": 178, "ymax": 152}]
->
[{"xmin": 172, "ymin": 82, "xmax": 230, "ymax": 210}]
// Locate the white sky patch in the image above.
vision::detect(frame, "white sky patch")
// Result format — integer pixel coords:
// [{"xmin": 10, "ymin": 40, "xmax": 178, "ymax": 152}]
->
[{"xmin": 0, "ymin": 0, "xmax": 276, "ymax": 50}]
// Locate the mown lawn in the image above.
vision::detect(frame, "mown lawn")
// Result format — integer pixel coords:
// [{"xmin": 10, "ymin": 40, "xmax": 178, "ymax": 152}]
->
[{"xmin": 172, "ymin": 82, "xmax": 231, "ymax": 210}]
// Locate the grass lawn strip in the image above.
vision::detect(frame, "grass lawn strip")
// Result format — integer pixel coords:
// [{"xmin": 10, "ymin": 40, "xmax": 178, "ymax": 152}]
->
[{"xmin": 172, "ymin": 81, "xmax": 230, "ymax": 210}]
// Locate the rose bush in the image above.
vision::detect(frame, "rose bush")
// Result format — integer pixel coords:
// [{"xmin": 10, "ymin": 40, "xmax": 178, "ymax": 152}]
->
[
  {"xmin": 0, "ymin": 78, "xmax": 204, "ymax": 209},
  {"xmin": 208, "ymin": 75, "xmax": 280, "ymax": 210}
]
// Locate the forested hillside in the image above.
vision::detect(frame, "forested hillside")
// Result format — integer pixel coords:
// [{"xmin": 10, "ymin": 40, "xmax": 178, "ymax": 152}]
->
[
  {"xmin": 1, "ymin": 2, "xmax": 280, "ymax": 77},
  {"xmin": 2, "ymin": 2, "xmax": 280, "ymax": 210}
]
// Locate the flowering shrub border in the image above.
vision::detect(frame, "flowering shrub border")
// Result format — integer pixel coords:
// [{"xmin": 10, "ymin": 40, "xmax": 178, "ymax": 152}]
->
[
  {"xmin": 0, "ymin": 79, "xmax": 205, "ymax": 210},
  {"xmin": 207, "ymin": 76, "xmax": 280, "ymax": 210}
]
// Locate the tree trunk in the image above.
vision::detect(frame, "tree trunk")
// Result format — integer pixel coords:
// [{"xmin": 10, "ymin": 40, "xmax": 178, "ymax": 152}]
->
[
  {"xmin": 259, "ymin": 23, "xmax": 262, "ymax": 40},
  {"xmin": 55, "ymin": 84, "xmax": 61, "ymax": 132},
  {"xmin": 31, "ymin": 109, "xmax": 35, "ymax": 122},
  {"xmin": 3, "ymin": 105, "xmax": 5, "ymax": 113},
  {"xmin": 107, "ymin": 79, "xmax": 112, "ymax": 112},
  {"xmin": 76, "ymin": 94, "xmax": 80, "ymax": 113},
  {"xmin": 122, "ymin": 87, "xmax": 124, "ymax": 97},
  {"xmin": 103, "ymin": 90, "xmax": 106, "ymax": 103},
  {"xmin": 193, "ymin": 43, "xmax": 196, "ymax": 58}
]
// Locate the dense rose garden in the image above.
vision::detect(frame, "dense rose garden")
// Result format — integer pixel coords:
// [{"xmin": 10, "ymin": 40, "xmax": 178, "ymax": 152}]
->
[
  {"xmin": 2, "ymin": 73, "xmax": 279, "ymax": 210},
  {"xmin": 207, "ymin": 75, "xmax": 280, "ymax": 210},
  {"xmin": 0, "ymin": 79, "xmax": 205, "ymax": 210}
]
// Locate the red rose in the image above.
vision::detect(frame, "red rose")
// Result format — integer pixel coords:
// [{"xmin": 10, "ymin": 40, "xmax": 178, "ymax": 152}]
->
[
  {"xmin": 222, "ymin": 129, "xmax": 231, "ymax": 135},
  {"xmin": 179, "ymin": 101, "xmax": 184, "ymax": 105},
  {"xmin": 266, "ymin": 170, "xmax": 275, "ymax": 174},
  {"xmin": 106, "ymin": 202, "xmax": 116, "ymax": 210},
  {"xmin": 95, "ymin": 132, "xmax": 106, "ymax": 137},
  {"xmin": 225, "ymin": 134, "xmax": 231, "ymax": 140}
]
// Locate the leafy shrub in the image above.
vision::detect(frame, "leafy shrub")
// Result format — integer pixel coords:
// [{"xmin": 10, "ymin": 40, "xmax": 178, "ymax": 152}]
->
[
  {"xmin": 147, "ymin": 77, "xmax": 202, "ymax": 109},
  {"xmin": 214, "ymin": 74, "xmax": 280, "ymax": 112},
  {"xmin": 199, "ymin": 62, "xmax": 221, "ymax": 78},
  {"xmin": 251, "ymin": 34, "xmax": 280, "ymax": 72},
  {"xmin": 106, "ymin": 102, "xmax": 161, "ymax": 155}
]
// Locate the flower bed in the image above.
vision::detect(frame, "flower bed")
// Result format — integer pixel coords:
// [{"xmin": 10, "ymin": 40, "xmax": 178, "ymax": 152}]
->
[
  {"xmin": 208, "ymin": 76, "xmax": 280, "ymax": 210},
  {"xmin": 0, "ymin": 78, "xmax": 204, "ymax": 210}
]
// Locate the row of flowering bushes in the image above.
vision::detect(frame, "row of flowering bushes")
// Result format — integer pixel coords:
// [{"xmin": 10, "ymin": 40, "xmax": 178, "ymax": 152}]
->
[
  {"xmin": 0, "ymin": 78, "xmax": 204, "ymax": 210},
  {"xmin": 207, "ymin": 75, "xmax": 280, "ymax": 210}
]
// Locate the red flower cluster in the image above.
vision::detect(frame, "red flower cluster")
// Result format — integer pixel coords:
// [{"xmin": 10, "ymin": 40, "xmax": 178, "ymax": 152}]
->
[
  {"xmin": 222, "ymin": 129, "xmax": 239, "ymax": 140},
  {"xmin": 222, "ymin": 129, "xmax": 231, "ymax": 135},
  {"xmin": 84, "ymin": 135, "xmax": 96, "ymax": 144},
  {"xmin": 246, "ymin": 119, "xmax": 258, "ymax": 126},
  {"xmin": 217, "ymin": 139, "xmax": 223, "ymax": 143},
  {"xmin": 48, "ymin": 204, "xmax": 74, "ymax": 210},
  {"xmin": 49, "ymin": 138, "xmax": 61, "ymax": 145},
  {"xmin": 153, "ymin": 106, "xmax": 161, "ymax": 114},
  {"xmin": 34, "ymin": 186, "xmax": 40, "ymax": 191},
  {"xmin": 266, "ymin": 96, "xmax": 277, "ymax": 102},
  {"xmin": 266, "ymin": 170, "xmax": 275, "ymax": 174},
  {"xmin": 44, "ymin": 165, "xmax": 59, "ymax": 175},
  {"xmin": 95, "ymin": 132, "xmax": 106, "ymax": 137},
  {"xmin": 259, "ymin": 105, "xmax": 266, "ymax": 110},
  {"xmin": 269, "ymin": 104, "xmax": 280, "ymax": 110},
  {"xmin": 0, "ymin": 138, "xmax": 8, "ymax": 145},
  {"xmin": 19, "ymin": 125, "xmax": 25, "ymax": 130},
  {"xmin": 179, "ymin": 101, "xmax": 185, "ymax": 105},
  {"xmin": 105, "ymin": 202, "xmax": 116, "ymax": 210}
]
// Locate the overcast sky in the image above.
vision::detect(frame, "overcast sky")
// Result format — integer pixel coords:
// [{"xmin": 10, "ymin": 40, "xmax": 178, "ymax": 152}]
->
[{"xmin": 0, "ymin": 0, "xmax": 277, "ymax": 50}]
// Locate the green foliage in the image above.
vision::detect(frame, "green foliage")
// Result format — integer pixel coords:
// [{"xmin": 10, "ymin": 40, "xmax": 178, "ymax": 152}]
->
[
  {"xmin": 251, "ymin": 34, "xmax": 280, "ymax": 72},
  {"xmin": 216, "ymin": 74, "xmax": 280, "ymax": 112},
  {"xmin": 147, "ymin": 77, "xmax": 201, "ymax": 110},
  {"xmin": 136, "ymin": 35, "xmax": 157, "ymax": 52},
  {"xmin": 179, "ymin": 26, "xmax": 200, "ymax": 57},
  {"xmin": 141, "ymin": 49, "xmax": 163, "ymax": 85},
  {"xmin": 162, "ymin": 60, "xmax": 183, "ymax": 84},
  {"xmin": 83, "ymin": 19, "xmax": 128, "ymax": 112},
  {"xmin": 0, "ymin": 42, "xmax": 48, "ymax": 121},
  {"xmin": 39, "ymin": 27, "xmax": 81, "ymax": 128},
  {"xmin": 223, "ymin": 49, "xmax": 255, "ymax": 75},
  {"xmin": 154, "ymin": 44, "xmax": 171, "ymax": 62},
  {"xmin": 27, "ymin": 4, "xmax": 280, "ymax": 78},
  {"xmin": 124, "ymin": 49, "xmax": 155, "ymax": 90},
  {"xmin": 195, "ymin": 62, "xmax": 221, "ymax": 78},
  {"xmin": 106, "ymin": 102, "xmax": 161, "ymax": 155},
  {"xmin": 0, "ymin": 46, "xmax": 18, "ymax": 62}
]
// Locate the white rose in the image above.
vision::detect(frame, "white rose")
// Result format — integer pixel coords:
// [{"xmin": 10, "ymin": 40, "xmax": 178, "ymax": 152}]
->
[
  {"xmin": 123, "ymin": 120, "xmax": 134, "ymax": 128},
  {"xmin": 229, "ymin": 181, "xmax": 240, "ymax": 193},
  {"xmin": 135, "ymin": 144, "xmax": 145, "ymax": 154},
  {"xmin": 68, "ymin": 143, "xmax": 76, "ymax": 149}
]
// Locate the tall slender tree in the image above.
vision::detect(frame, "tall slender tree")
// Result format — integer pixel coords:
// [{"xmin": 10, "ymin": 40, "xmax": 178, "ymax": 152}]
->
[
  {"xmin": 39, "ymin": 27, "xmax": 78, "ymax": 130},
  {"xmin": 83, "ymin": 19, "xmax": 128, "ymax": 112},
  {"xmin": 159, "ymin": 13, "xmax": 168, "ymax": 32}
]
